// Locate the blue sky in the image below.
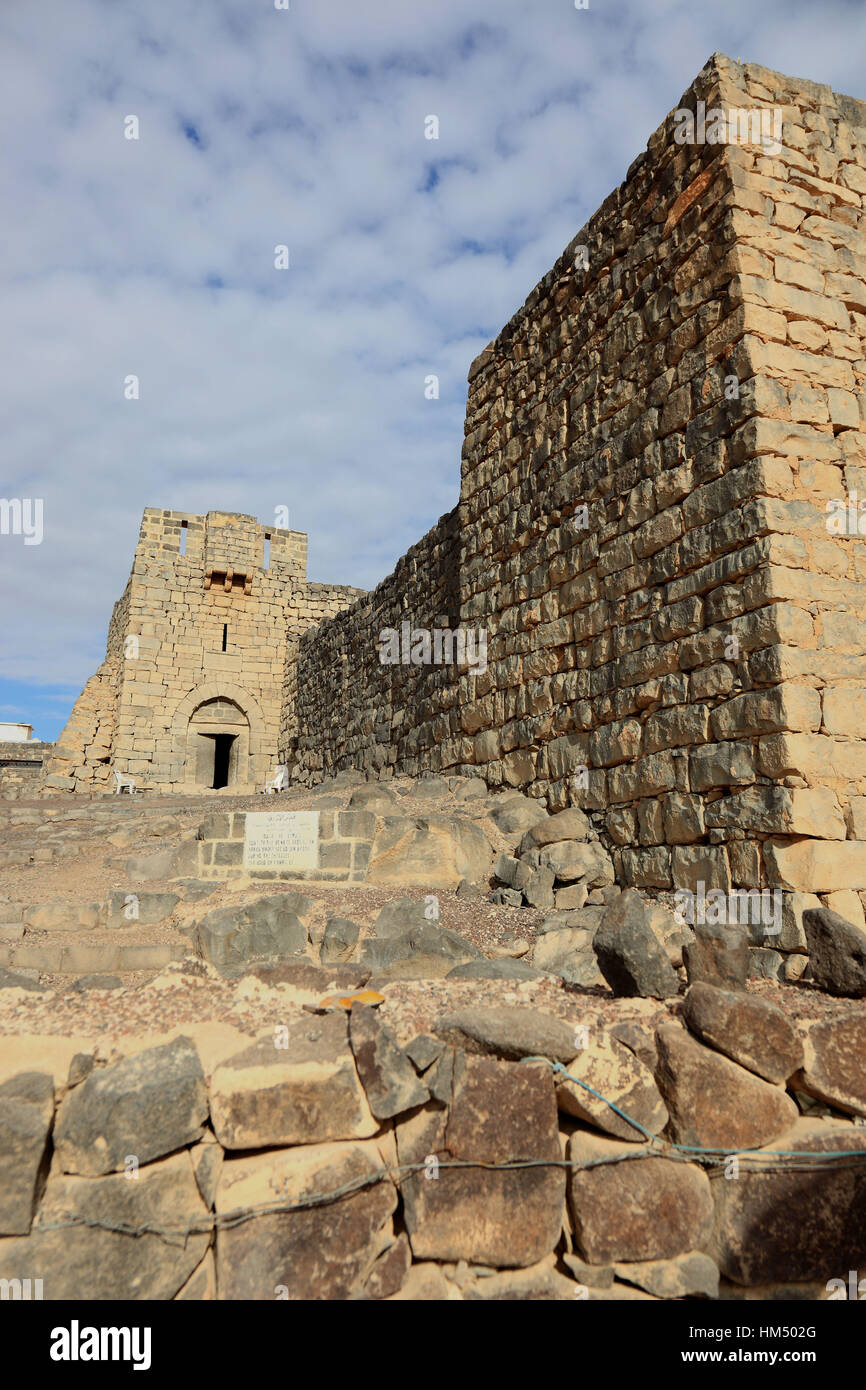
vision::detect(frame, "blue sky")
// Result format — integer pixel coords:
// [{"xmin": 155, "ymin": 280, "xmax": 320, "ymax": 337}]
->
[{"xmin": 2, "ymin": 0, "xmax": 865, "ymax": 741}]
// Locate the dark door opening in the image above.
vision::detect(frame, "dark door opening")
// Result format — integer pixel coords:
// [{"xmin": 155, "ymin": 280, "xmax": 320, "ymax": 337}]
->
[{"xmin": 212, "ymin": 734, "xmax": 235, "ymax": 789}]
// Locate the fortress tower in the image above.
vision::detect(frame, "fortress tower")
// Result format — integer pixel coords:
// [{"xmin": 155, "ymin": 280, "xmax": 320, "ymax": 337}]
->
[{"xmin": 43, "ymin": 509, "xmax": 364, "ymax": 794}]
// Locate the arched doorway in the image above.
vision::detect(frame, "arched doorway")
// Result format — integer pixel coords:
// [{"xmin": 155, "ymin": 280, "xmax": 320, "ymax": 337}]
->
[{"xmin": 186, "ymin": 697, "xmax": 250, "ymax": 789}]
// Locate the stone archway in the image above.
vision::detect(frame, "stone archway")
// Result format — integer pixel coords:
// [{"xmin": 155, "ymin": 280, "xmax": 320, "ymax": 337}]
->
[{"xmin": 170, "ymin": 682, "xmax": 269, "ymax": 791}]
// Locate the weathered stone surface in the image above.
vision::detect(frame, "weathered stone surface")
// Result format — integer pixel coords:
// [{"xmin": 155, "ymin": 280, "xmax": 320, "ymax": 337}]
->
[
  {"xmin": 557, "ymin": 1032, "xmax": 668, "ymax": 1142},
  {"xmin": 54, "ymin": 1036, "xmax": 207, "ymax": 1176},
  {"xmin": 612, "ymin": 1252, "xmax": 719, "ymax": 1299},
  {"xmin": 210, "ymin": 1013, "xmax": 376, "ymax": 1148},
  {"xmin": 349, "ymin": 1005, "xmax": 429, "ymax": 1119},
  {"xmin": 107, "ymin": 890, "xmax": 179, "ymax": 927},
  {"xmin": 568, "ymin": 1129, "xmax": 713, "ymax": 1263},
  {"xmin": 0, "ymin": 967, "xmax": 47, "ymax": 993},
  {"xmin": 403, "ymin": 1033, "xmax": 444, "ymax": 1072},
  {"xmin": 0, "ymin": 1072, "xmax": 54, "ymax": 1235},
  {"xmin": 360, "ymin": 921, "xmax": 482, "ymax": 976},
  {"xmin": 518, "ymin": 808, "xmax": 592, "ymax": 851},
  {"xmin": 682, "ymin": 982, "xmax": 804, "ymax": 1084},
  {"xmin": 794, "ymin": 1014, "xmax": 866, "ymax": 1116},
  {"xmin": 540, "ymin": 840, "xmax": 615, "ymax": 886},
  {"xmin": 531, "ymin": 928, "xmax": 604, "ymax": 986},
  {"xmin": 0, "ymin": 1151, "xmax": 210, "ymax": 1299},
  {"xmin": 367, "ymin": 816, "xmax": 493, "ymax": 889},
  {"xmin": 593, "ymin": 889, "xmax": 680, "ymax": 998},
  {"xmin": 684, "ymin": 921, "xmax": 749, "ymax": 990},
  {"xmin": 764, "ymin": 839, "xmax": 866, "ymax": 892},
  {"xmin": 461, "ymin": 1259, "xmax": 577, "ymax": 1300},
  {"xmin": 195, "ymin": 895, "xmax": 309, "ymax": 969},
  {"xmin": 397, "ymin": 1055, "xmax": 564, "ymax": 1266},
  {"xmin": 320, "ymin": 916, "xmax": 361, "ymax": 963},
  {"xmin": 710, "ymin": 1121, "xmax": 866, "ymax": 1285},
  {"xmin": 446, "ymin": 957, "xmax": 545, "ymax": 981},
  {"xmin": 387, "ymin": 1262, "xmax": 455, "ymax": 1300},
  {"xmin": 434, "ymin": 1006, "xmax": 580, "ymax": 1063},
  {"xmin": 230, "ymin": 957, "xmax": 369, "ymax": 992},
  {"xmin": 175, "ymin": 1249, "xmax": 216, "ymax": 1301},
  {"xmin": 371, "ymin": 897, "xmax": 434, "ymax": 938},
  {"xmin": 487, "ymin": 795, "xmax": 548, "ymax": 840},
  {"xmin": 803, "ymin": 908, "xmax": 866, "ymax": 997},
  {"xmin": 215, "ymin": 1140, "xmax": 397, "ymax": 1299},
  {"xmin": 654, "ymin": 1024, "xmax": 798, "ymax": 1151}
]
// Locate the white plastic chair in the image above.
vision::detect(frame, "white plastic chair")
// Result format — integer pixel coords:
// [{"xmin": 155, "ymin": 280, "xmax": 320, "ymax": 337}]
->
[
  {"xmin": 112, "ymin": 769, "xmax": 137, "ymax": 795},
  {"xmin": 263, "ymin": 765, "xmax": 289, "ymax": 794}
]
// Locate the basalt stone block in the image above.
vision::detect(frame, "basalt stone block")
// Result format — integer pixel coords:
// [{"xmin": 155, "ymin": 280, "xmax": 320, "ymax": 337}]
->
[
  {"xmin": 209, "ymin": 1012, "xmax": 376, "ymax": 1149},
  {"xmin": 592, "ymin": 889, "xmax": 680, "ymax": 999},
  {"xmin": 556, "ymin": 1032, "xmax": 668, "ymax": 1142},
  {"xmin": 654, "ymin": 1024, "xmax": 798, "ymax": 1151},
  {"xmin": 397, "ymin": 1055, "xmax": 564, "ymax": 1267},
  {"xmin": 802, "ymin": 908, "xmax": 866, "ymax": 997},
  {"xmin": 320, "ymin": 916, "xmax": 361, "ymax": 963},
  {"xmin": 0, "ymin": 1151, "xmax": 210, "ymax": 1300},
  {"xmin": 349, "ymin": 1005, "xmax": 429, "ymax": 1119},
  {"xmin": 710, "ymin": 1121, "xmax": 866, "ymax": 1285},
  {"xmin": 683, "ymin": 920, "xmax": 749, "ymax": 990},
  {"xmin": 682, "ymin": 982, "xmax": 803, "ymax": 1084},
  {"xmin": 434, "ymin": 1005, "xmax": 580, "ymax": 1064},
  {"xmin": 0, "ymin": 1072, "xmax": 54, "ymax": 1235},
  {"xmin": 568, "ymin": 1129, "xmax": 714, "ymax": 1264},
  {"xmin": 195, "ymin": 894, "xmax": 309, "ymax": 968},
  {"xmin": 215, "ymin": 1140, "xmax": 397, "ymax": 1300},
  {"xmin": 794, "ymin": 1014, "xmax": 866, "ymax": 1117},
  {"xmin": 54, "ymin": 1035, "xmax": 208, "ymax": 1176}
]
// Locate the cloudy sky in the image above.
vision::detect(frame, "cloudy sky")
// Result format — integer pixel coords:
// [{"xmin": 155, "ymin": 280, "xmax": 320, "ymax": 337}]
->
[{"xmin": 1, "ymin": 0, "xmax": 864, "ymax": 741}]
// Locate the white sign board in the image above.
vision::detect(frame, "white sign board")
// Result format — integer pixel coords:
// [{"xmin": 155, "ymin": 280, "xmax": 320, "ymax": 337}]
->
[{"xmin": 243, "ymin": 811, "xmax": 319, "ymax": 871}]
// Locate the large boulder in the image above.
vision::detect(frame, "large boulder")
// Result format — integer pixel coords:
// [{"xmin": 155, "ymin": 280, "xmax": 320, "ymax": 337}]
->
[
  {"xmin": 54, "ymin": 1036, "xmax": 208, "ymax": 1176},
  {"xmin": 654, "ymin": 1024, "xmax": 798, "ymax": 1151},
  {"xmin": 215, "ymin": 1140, "xmax": 398, "ymax": 1300},
  {"xmin": 682, "ymin": 982, "xmax": 804, "ymax": 1084},
  {"xmin": 592, "ymin": 890, "xmax": 680, "ymax": 999},
  {"xmin": 0, "ymin": 1072, "xmax": 54, "ymax": 1235},
  {"xmin": 367, "ymin": 816, "xmax": 493, "ymax": 889},
  {"xmin": 209, "ymin": 1013, "xmax": 376, "ymax": 1149},
  {"xmin": 518, "ymin": 808, "xmax": 592, "ymax": 854},
  {"xmin": 803, "ymin": 908, "xmax": 866, "ymax": 997},
  {"xmin": 360, "ymin": 922, "xmax": 483, "ymax": 979},
  {"xmin": 195, "ymin": 893, "xmax": 310, "ymax": 969},
  {"xmin": 397, "ymin": 1055, "xmax": 564, "ymax": 1267},
  {"xmin": 539, "ymin": 841, "xmax": 615, "ymax": 886}
]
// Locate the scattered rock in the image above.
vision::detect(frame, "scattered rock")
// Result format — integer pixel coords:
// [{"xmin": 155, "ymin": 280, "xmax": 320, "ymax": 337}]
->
[
  {"xmin": 446, "ymin": 958, "xmax": 545, "ymax": 982},
  {"xmin": 195, "ymin": 894, "xmax": 310, "ymax": 969},
  {"xmin": 568, "ymin": 1129, "xmax": 713, "ymax": 1263},
  {"xmin": 794, "ymin": 1014, "xmax": 866, "ymax": 1117},
  {"xmin": 214, "ymin": 1139, "xmax": 397, "ymax": 1300},
  {"xmin": 683, "ymin": 921, "xmax": 749, "ymax": 990},
  {"xmin": 434, "ymin": 1005, "xmax": 580, "ymax": 1064},
  {"xmin": 593, "ymin": 890, "xmax": 680, "ymax": 999},
  {"xmin": 613, "ymin": 1252, "xmax": 719, "ymax": 1299},
  {"xmin": 803, "ymin": 908, "xmax": 866, "ymax": 997},
  {"xmin": 320, "ymin": 916, "xmax": 361, "ymax": 963}
]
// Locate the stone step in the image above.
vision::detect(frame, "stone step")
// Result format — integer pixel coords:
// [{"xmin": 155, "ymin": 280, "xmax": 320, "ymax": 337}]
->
[{"xmin": 0, "ymin": 941, "xmax": 189, "ymax": 974}]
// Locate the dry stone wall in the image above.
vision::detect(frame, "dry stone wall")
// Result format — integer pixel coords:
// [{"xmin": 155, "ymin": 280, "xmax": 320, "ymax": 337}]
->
[{"xmin": 291, "ymin": 53, "xmax": 866, "ymax": 897}]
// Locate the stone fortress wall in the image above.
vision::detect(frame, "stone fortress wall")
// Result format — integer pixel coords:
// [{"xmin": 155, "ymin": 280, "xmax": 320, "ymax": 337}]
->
[
  {"xmin": 287, "ymin": 53, "xmax": 866, "ymax": 897},
  {"xmin": 44, "ymin": 508, "xmax": 364, "ymax": 794}
]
